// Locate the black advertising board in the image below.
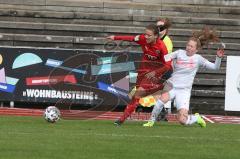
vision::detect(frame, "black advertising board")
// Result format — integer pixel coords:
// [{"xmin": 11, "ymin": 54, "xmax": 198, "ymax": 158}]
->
[{"xmin": 0, "ymin": 47, "xmax": 142, "ymax": 108}]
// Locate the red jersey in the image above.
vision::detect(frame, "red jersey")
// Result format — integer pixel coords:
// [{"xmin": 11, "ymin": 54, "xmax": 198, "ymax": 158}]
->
[{"xmin": 114, "ymin": 34, "xmax": 172, "ymax": 77}]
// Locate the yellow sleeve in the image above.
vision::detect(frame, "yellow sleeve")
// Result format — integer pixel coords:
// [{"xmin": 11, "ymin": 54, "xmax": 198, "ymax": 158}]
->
[{"xmin": 163, "ymin": 36, "xmax": 173, "ymax": 53}]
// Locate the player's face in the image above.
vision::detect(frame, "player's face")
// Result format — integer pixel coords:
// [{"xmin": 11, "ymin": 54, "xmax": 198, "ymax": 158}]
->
[
  {"xmin": 186, "ymin": 40, "xmax": 198, "ymax": 56},
  {"xmin": 145, "ymin": 29, "xmax": 157, "ymax": 44},
  {"xmin": 157, "ymin": 21, "xmax": 167, "ymax": 38}
]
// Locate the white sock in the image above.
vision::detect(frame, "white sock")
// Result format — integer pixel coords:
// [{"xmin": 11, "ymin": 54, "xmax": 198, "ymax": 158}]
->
[
  {"xmin": 185, "ymin": 115, "xmax": 198, "ymax": 125},
  {"xmin": 150, "ymin": 100, "xmax": 164, "ymax": 122}
]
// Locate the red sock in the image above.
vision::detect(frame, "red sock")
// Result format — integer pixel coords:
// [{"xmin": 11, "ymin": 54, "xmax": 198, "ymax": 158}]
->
[{"xmin": 119, "ymin": 98, "xmax": 139, "ymax": 123}]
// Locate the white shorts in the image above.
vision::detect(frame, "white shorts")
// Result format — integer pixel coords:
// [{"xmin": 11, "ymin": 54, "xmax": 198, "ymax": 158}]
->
[{"xmin": 168, "ymin": 87, "xmax": 191, "ymax": 110}]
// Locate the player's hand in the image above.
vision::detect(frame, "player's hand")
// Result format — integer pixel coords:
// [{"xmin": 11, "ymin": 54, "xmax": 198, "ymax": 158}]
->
[
  {"xmin": 216, "ymin": 49, "xmax": 224, "ymax": 58},
  {"xmin": 106, "ymin": 35, "xmax": 115, "ymax": 40}
]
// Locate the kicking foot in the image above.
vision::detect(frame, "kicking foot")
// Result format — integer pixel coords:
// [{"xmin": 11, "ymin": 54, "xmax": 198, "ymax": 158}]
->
[
  {"xmin": 195, "ymin": 113, "xmax": 206, "ymax": 128},
  {"xmin": 114, "ymin": 119, "xmax": 123, "ymax": 126},
  {"xmin": 143, "ymin": 121, "xmax": 154, "ymax": 127}
]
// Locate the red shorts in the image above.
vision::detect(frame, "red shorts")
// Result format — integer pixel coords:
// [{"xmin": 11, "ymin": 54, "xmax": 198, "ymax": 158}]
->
[{"xmin": 136, "ymin": 68, "xmax": 173, "ymax": 96}]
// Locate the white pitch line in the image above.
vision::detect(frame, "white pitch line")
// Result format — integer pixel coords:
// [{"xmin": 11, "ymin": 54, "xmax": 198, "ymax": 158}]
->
[
  {"xmin": 202, "ymin": 115, "xmax": 215, "ymax": 123},
  {"xmin": 3, "ymin": 131, "xmax": 240, "ymax": 142}
]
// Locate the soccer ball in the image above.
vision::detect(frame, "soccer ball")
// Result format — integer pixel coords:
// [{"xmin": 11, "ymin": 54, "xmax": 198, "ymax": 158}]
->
[{"xmin": 44, "ymin": 106, "xmax": 61, "ymax": 123}]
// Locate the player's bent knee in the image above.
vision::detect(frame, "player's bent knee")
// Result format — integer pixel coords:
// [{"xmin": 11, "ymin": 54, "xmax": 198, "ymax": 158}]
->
[
  {"xmin": 177, "ymin": 109, "xmax": 188, "ymax": 125},
  {"xmin": 178, "ymin": 117, "xmax": 187, "ymax": 125},
  {"xmin": 176, "ymin": 115, "xmax": 187, "ymax": 125},
  {"xmin": 134, "ymin": 87, "xmax": 146, "ymax": 98}
]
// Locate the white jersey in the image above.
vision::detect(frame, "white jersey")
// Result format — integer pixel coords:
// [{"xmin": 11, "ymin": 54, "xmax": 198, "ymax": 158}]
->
[{"xmin": 164, "ymin": 49, "xmax": 222, "ymax": 89}]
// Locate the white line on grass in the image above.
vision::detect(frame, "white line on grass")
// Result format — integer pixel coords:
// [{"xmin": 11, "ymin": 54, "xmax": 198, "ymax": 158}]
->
[{"xmin": 2, "ymin": 131, "xmax": 240, "ymax": 143}]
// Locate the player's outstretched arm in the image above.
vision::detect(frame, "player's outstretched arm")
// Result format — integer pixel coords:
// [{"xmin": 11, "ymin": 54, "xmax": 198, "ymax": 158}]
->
[
  {"xmin": 106, "ymin": 34, "xmax": 145, "ymax": 45},
  {"xmin": 201, "ymin": 49, "xmax": 224, "ymax": 70}
]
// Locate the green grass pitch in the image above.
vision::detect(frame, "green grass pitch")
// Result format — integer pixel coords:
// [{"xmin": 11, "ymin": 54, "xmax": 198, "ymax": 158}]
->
[{"xmin": 0, "ymin": 116, "xmax": 240, "ymax": 159}]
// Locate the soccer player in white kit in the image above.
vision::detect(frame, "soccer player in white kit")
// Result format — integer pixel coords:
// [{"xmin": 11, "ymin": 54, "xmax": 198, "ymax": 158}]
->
[{"xmin": 142, "ymin": 27, "xmax": 224, "ymax": 127}]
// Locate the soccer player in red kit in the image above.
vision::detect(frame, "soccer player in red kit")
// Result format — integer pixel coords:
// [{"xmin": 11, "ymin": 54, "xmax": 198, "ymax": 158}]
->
[{"xmin": 107, "ymin": 24, "xmax": 172, "ymax": 126}]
